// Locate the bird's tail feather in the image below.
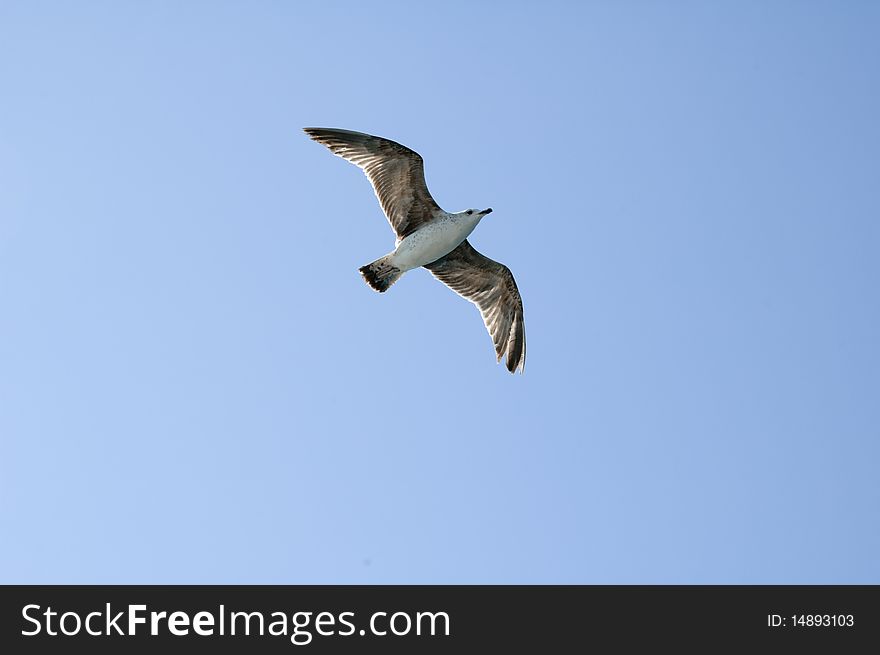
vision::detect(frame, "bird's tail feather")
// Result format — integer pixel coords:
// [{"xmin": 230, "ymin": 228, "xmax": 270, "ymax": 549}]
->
[{"xmin": 359, "ymin": 255, "xmax": 402, "ymax": 292}]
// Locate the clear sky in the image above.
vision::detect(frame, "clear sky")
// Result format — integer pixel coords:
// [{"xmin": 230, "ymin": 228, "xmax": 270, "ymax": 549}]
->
[{"xmin": 1, "ymin": 1, "xmax": 878, "ymax": 583}]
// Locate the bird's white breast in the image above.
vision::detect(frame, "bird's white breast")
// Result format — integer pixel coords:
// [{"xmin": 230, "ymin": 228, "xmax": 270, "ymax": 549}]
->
[{"xmin": 392, "ymin": 213, "xmax": 481, "ymax": 270}]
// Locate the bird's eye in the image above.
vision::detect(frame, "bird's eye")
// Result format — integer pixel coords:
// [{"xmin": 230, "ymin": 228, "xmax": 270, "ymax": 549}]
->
[{"xmin": 466, "ymin": 210, "xmax": 473, "ymax": 215}]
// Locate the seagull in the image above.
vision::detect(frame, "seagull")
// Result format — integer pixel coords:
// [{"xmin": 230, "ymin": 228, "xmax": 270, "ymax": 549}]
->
[{"xmin": 304, "ymin": 127, "xmax": 526, "ymax": 374}]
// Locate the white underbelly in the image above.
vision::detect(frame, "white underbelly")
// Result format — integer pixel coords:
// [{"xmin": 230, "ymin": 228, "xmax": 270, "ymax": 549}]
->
[{"xmin": 392, "ymin": 218, "xmax": 477, "ymax": 270}]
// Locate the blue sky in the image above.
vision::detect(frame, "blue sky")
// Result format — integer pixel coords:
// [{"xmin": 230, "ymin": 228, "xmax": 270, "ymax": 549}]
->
[{"xmin": 1, "ymin": 1, "xmax": 878, "ymax": 583}]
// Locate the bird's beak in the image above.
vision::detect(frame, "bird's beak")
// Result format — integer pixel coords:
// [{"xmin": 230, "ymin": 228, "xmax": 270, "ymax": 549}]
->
[{"xmin": 480, "ymin": 208, "xmax": 493, "ymax": 215}]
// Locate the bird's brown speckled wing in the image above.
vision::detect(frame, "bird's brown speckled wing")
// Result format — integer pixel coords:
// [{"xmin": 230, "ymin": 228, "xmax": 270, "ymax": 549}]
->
[
  {"xmin": 425, "ymin": 240, "xmax": 526, "ymax": 373},
  {"xmin": 304, "ymin": 128, "xmax": 441, "ymax": 239}
]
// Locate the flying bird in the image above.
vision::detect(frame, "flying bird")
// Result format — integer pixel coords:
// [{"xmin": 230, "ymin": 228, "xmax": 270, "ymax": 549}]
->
[{"xmin": 304, "ymin": 127, "xmax": 525, "ymax": 374}]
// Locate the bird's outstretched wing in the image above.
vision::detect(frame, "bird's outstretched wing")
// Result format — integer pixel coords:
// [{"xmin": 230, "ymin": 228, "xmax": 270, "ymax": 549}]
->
[
  {"xmin": 425, "ymin": 240, "xmax": 526, "ymax": 373},
  {"xmin": 304, "ymin": 127, "xmax": 441, "ymax": 239}
]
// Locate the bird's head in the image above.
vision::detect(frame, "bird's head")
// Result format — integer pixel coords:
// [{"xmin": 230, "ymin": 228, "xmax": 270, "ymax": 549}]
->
[{"xmin": 463, "ymin": 208, "xmax": 493, "ymax": 218}]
